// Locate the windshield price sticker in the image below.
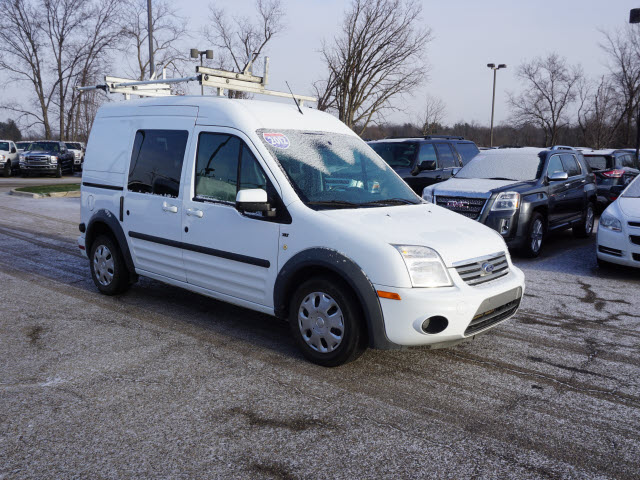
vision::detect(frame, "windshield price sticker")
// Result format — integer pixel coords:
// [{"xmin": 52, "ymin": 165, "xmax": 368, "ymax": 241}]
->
[{"xmin": 263, "ymin": 133, "xmax": 290, "ymax": 149}]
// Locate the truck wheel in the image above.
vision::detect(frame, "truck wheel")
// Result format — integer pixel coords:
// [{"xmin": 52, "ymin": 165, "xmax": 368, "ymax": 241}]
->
[
  {"xmin": 289, "ymin": 276, "xmax": 366, "ymax": 367},
  {"xmin": 573, "ymin": 203, "xmax": 595, "ymax": 238},
  {"xmin": 89, "ymin": 235, "xmax": 131, "ymax": 295},
  {"xmin": 522, "ymin": 212, "xmax": 545, "ymax": 258},
  {"xmin": 55, "ymin": 164, "xmax": 62, "ymax": 178},
  {"xmin": 3, "ymin": 162, "xmax": 11, "ymax": 177}
]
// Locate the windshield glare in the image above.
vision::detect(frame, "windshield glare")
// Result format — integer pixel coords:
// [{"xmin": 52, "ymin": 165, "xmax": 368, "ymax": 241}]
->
[
  {"xmin": 456, "ymin": 151, "xmax": 544, "ymax": 181},
  {"xmin": 258, "ymin": 129, "xmax": 420, "ymax": 208}
]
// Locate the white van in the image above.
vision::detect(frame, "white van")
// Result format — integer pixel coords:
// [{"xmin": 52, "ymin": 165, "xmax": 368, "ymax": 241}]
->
[{"xmin": 78, "ymin": 96, "xmax": 525, "ymax": 366}]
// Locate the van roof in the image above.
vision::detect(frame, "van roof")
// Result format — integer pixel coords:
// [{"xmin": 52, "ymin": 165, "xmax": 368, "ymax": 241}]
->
[{"xmin": 97, "ymin": 95, "xmax": 354, "ymax": 136}]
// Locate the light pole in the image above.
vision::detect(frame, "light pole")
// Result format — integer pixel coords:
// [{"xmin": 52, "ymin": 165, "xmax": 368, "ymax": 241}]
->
[
  {"xmin": 147, "ymin": 0, "xmax": 154, "ymax": 79},
  {"xmin": 487, "ymin": 63, "xmax": 507, "ymax": 147},
  {"xmin": 629, "ymin": 9, "xmax": 640, "ymax": 160},
  {"xmin": 190, "ymin": 49, "xmax": 213, "ymax": 95}
]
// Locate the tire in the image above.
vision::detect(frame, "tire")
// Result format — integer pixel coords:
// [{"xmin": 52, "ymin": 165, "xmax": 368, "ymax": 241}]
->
[
  {"xmin": 55, "ymin": 164, "xmax": 62, "ymax": 178},
  {"xmin": 2, "ymin": 161, "xmax": 11, "ymax": 177},
  {"xmin": 573, "ymin": 202, "xmax": 595, "ymax": 238},
  {"xmin": 288, "ymin": 276, "xmax": 366, "ymax": 367},
  {"xmin": 522, "ymin": 212, "xmax": 545, "ymax": 258},
  {"xmin": 89, "ymin": 234, "xmax": 131, "ymax": 295}
]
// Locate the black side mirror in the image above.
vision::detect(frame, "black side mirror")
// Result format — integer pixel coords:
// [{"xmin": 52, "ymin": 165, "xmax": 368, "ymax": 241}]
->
[
  {"xmin": 418, "ymin": 160, "xmax": 436, "ymax": 171},
  {"xmin": 11, "ymin": 147, "xmax": 16, "ymax": 153}
]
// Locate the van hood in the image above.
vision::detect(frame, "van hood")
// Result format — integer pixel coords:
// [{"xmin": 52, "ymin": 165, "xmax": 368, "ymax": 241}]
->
[
  {"xmin": 320, "ymin": 204, "xmax": 508, "ymax": 267},
  {"xmin": 618, "ymin": 197, "xmax": 640, "ymax": 217},
  {"xmin": 430, "ymin": 178, "xmax": 523, "ymax": 197}
]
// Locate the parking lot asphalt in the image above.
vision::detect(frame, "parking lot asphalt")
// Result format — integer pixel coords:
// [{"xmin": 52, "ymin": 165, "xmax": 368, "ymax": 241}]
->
[{"xmin": 0, "ymin": 179, "xmax": 638, "ymax": 479}]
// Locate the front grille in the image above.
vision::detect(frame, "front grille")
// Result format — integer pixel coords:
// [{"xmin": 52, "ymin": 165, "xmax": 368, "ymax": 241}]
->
[
  {"xmin": 26, "ymin": 155, "xmax": 49, "ymax": 164},
  {"xmin": 629, "ymin": 221, "xmax": 640, "ymax": 228},
  {"xmin": 465, "ymin": 298, "xmax": 520, "ymax": 336},
  {"xmin": 598, "ymin": 245, "xmax": 623, "ymax": 257},
  {"xmin": 454, "ymin": 252, "xmax": 509, "ymax": 286},
  {"xmin": 435, "ymin": 195, "xmax": 487, "ymax": 219},
  {"xmin": 630, "ymin": 235, "xmax": 640, "ymax": 246}
]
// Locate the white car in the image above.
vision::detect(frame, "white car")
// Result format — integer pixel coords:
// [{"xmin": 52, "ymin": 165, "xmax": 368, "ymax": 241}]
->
[
  {"xmin": 64, "ymin": 141, "xmax": 85, "ymax": 171},
  {"xmin": 597, "ymin": 175, "xmax": 640, "ymax": 268},
  {"xmin": 0, "ymin": 139, "xmax": 19, "ymax": 177},
  {"xmin": 78, "ymin": 96, "xmax": 525, "ymax": 366}
]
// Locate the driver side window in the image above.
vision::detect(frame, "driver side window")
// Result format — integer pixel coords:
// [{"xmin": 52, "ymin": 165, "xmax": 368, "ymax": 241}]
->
[{"xmin": 547, "ymin": 155, "xmax": 565, "ymax": 176}]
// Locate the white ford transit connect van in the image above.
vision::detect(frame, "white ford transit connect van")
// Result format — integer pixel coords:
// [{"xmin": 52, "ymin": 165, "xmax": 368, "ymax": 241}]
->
[{"xmin": 78, "ymin": 96, "xmax": 525, "ymax": 366}]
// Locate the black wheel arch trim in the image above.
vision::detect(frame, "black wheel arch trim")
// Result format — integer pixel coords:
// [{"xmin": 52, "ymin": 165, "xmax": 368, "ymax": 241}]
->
[
  {"xmin": 273, "ymin": 248, "xmax": 400, "ymax": 350},
  {"xmin": 85, "ymin": 209, "xmax": 136, "ymax": 276}
]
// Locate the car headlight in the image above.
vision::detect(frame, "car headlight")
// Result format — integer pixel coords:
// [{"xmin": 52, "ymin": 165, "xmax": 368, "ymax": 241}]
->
[
  {"xmin": 600, "ymin": 213, "xmax": 622, "ymax": 232},
  {"xmin": 19, "ymin": 154, "xmax": 25, "ymax": 160},
  {"xmin": 394, "ymin": 245, "xmax": 453, "ymax": 288},
  {"xmin": 0, "ymin": 155, "xmax": 5, "ymax": 161},
  {"xmin": 50, "ymin": 156, "xmax": 58, "ymax": 163},
  {"xmin": 422, "ymin": 188, "xmax": 434, "ymax": 203},
  {"xmin": 491, "ymin": 191, "xmax": 520, "ymax": 211}
]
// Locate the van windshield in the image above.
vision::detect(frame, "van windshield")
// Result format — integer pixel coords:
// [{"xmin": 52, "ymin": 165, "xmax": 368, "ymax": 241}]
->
[{"xmin": 258, "ymin": 129, "xmax": 421, "ymax": 209}]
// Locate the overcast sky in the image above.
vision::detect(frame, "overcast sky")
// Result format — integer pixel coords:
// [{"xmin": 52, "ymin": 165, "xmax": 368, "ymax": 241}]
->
[{"xmin": 178, "ymin": 0, "xmax": 638, "ymax": 126}]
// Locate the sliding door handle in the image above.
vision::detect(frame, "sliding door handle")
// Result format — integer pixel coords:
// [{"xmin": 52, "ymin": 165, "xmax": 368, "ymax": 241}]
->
[
  {"xmin": 162, "ymin": 201, "xmax": 178, "ymax": 213},
  {"xmin": 186, "ymin": 208, "xmax": 204, "ymax": 218}
]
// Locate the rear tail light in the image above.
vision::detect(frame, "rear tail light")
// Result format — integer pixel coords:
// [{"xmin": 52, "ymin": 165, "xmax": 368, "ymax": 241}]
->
[{"xmin": 601, "ymin": 169, "xmax": 625, "ymax": 178}]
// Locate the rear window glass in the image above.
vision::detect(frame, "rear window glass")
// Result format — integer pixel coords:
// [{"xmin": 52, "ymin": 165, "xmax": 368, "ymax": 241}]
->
[
  {"xmin": 127, "ymin": 129, "xmax": 188, "ymax": 198},
  {"xmin": 454, "ymin": 142, "xmax": 480, "ymax": 165},
  {"xmin": 584, "ymin": 155, "xmax": 610, "ymax": 171},
  {"xmin": 369, "ymin": 142, "xmax": 418, "ymax": 168}
]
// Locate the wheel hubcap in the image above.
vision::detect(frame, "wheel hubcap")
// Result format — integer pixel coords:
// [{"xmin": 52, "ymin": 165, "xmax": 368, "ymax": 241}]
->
[
  {"xmin": 298, "ymin": 292, "xmax": 344, "ymax": 354},
  {"xmin": 531, "ymin": 219, "xmax": 543, "ymax": 253},
  {"xmin": 93, "ymin": 245, "xmax": 114, "ymax": 286}
]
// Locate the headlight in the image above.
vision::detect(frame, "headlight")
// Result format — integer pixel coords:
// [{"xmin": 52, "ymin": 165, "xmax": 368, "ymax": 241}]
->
[
  {"xmin": 50, "ymin": 156, "xmax": 58, "ymax": 164},
  {"xmin": 394, "ymin": 245, "xmax": 453, "ymax": 288},
  {"xmin": 19, "ymin": 154, "xmax": 25, "ymax": 160},
  {"xmin": 600, "ymin": 213, "xmax": 622, "ymax": 232},
  {"xmin": 0, "ymin": 155, "xmax": 5, "ymax": 161},
  {"xmin": 422, "ymin": 189, "xmax": 434, "ymax": 203},
  {"xmin": 491, "ymin": 192, "xmax": 520, "ymax": 211}
]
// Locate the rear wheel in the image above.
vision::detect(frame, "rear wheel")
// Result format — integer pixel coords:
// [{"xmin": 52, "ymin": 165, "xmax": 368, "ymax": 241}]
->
[
  {"xmin": 573, "ymin": 203, "xmax": 595, "ymax": 238},
  {"xmin": 89, "ymin": 235, "xmax": 131, "ymax": 295},
  {"xmin": 288, "ymin": 276, "xmax": 366, "ymax": 367},
  {"xmin": 522, "ymin": 212, "xmax": 545, "ymax": 258}
]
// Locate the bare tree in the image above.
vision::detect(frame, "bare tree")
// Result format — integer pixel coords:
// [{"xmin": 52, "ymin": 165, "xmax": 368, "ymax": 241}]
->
[
  {"xmin": 576, "ymin": 76, "xmax": 621, "ymax": 149},
  {"xmin": 508, "ymin": 53, "xmax": 582, "ymax": 146},
  {"xmin": 315, "ymin": 0, "xmax": 432, "ymax": 135},
  {"xmin": 118, "ymin": 0, "xmax": 189, "ymax": 81},
  {"xmin": 417, "ymin": 95, "xmax": 446, "ymax": 136}
]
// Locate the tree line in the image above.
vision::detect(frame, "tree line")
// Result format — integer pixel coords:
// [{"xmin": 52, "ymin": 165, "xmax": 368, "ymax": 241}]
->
[{"xmin": 0, "ymin": 0, "xmax": 639, "ymax": 150}]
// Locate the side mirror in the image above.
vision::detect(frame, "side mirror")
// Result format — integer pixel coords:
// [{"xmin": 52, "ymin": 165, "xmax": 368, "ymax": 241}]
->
[
  {"xmin": 452, "ymin": 167, "xmax": 461, "ymax": 177},
  {"xmin": 11, "ymin": 147, "xmax": 16, "ymax": 153},
  {"xmin": 548, "ymin": 171, "xmax": 568, "ymax": 182},
  {"xmin": 418, "ymin": 160, "xmax": 436, "ymax": 171},
  {"xmin": 236, "ymin": 188, "xmax": 271, "ymax": 213}
]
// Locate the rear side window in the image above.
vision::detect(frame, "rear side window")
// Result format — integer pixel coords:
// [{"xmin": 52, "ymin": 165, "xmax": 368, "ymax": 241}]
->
[
  {"xmin": 194, "ymin": 132, "xmax": 267, "ymax": 203},
  {"xmin": 128, "ymin": 130, "xmax": 189, "ymax": 198},
  {"xmin": 454, "ymin": 142, "xmax": 480, "ymax": 165},
  {"xmin": 585, "ymin": 155, "xmax": 611, "ymax": 171},
  {"xmin": 434, "ymin": 143, "xmax": 457, "ymax": 168},
  {"xmin": 621, "ymin": 154, "xmax": 635, "ymax": 168},
  {"xmin": 560, "ymin": 154, "xmax": 581, "ymax": 177}
]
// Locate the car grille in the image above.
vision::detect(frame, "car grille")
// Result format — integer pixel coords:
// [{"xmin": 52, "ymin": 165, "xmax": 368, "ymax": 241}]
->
[
  {"xmin": 630, "ymin": 235, "xmax": 640, "ymax": 246},
  {"xmin": 465, "ymin": 298, "xmax": 521, "ymax": 336},
  {"xmin": 454, "ymin": 252, "xmax": 509, "ymax": 286},
  {"xmin": 26, "ymin": 156, "xmax": 49, "ymax": 164},
  {"xmin": 598, "ymin": 245, "xmax": 623, "ymax": 257},
  {"xmin": 629, "ymin": 221, "xmax": 640, "ymax": 228},
  {"xmin": 435, "ymin": 195, "xmax": 487, "ymax": 219},
  {"xmin": 633, "ymin": 253, "xmax": 640, "ymax": 262}
]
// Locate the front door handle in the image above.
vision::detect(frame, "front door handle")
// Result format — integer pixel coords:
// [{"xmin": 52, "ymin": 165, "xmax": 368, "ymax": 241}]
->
[
  {"xmin": 186, "ymin": 208, "xmax": 204, "ymax": 218},
  {"xmin": 162, "ymin": 201, "xmax": 178, "ymax": 213}
]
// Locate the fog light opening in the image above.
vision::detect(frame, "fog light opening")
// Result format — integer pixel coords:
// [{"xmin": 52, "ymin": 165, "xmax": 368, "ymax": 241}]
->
[{"xmin": 422, "ymin": 316, "xmax": 448, "ymax": 334}]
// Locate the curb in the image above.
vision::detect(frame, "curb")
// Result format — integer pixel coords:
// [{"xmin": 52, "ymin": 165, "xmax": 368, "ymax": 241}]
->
[{"xmin": 9, "ymin": 189, "xmax": 80, "ymax": 199}]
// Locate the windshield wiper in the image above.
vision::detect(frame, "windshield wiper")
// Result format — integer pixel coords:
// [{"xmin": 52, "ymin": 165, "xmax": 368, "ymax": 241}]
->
[
  {"xmin": 359, "ymin": 198, "xmax": 418, "ymax": 206},
  {"xmin": 307, "ymin": 200, "xmax": 359, "ymax": 209},
  {"xmin": 484, "ymin": 177, "xmax": 517, "ymax": 181}
]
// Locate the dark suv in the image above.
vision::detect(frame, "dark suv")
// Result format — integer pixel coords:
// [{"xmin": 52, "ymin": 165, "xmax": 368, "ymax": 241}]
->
[
  {"xmin": 19, "ymin": 140, "xmax": 75, "ymax": 177},
  {"xmin": 423, "ymin": 147, "xmax": 597, "ymax": 257},
  {"xmin": 581, "ymin": 149, "xmax": 639, "ymax": 208},
  {"xmin": 368, "ymin": 136, "xmax": 480, "ymax": 194}
]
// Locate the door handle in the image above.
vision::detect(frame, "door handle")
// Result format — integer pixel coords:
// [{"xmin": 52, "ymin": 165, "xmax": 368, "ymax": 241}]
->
[
  {"xmin": 564, "ymin": 183, "xmax": 571, "ymax": 187},
  {"xmin": 162, "ymin": 201, "xmax": 178, "ymax": 213},
  {"xmin": 435, "ymin": 175, "xmax": 442, "ymax": 180},
  {"xmin": 186, "ymin": 208, "xmax": 204, "ymax": 218}
]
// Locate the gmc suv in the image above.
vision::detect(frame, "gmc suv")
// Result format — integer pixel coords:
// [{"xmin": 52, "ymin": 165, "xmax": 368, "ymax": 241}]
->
[
  {"xmin": 368, "ymin": 136, "xmax": 480, "ymax": 195},
  {"xmin": 581, "ymin": 149, "xmax": 639, "ymax": 208},
  {"xmin": 423, "ymin": 147, "xmax": 597, "ymax": 257}
]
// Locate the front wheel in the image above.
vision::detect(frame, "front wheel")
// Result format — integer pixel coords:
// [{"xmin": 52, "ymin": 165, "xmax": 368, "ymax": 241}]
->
[
  {"xmin": 89, "ymin": 235, "xmax": 131, "ymax": 295},
  {"xmin": 288, "ymin": 276, "xmax": 366, "ymax": 367},
  {"xmin": 55, "ymin": 164, "xmax": 62, "ymax": 178},
  {"xmin": 522, "ymin": 212, "xmax": 545, "ymax": 258},
  {"xmin": 573, "ymin": 203, "xmax": 595, "ymax": 238},
  {"xmin": 2, "ymin": 162, "xmax": 11, "ymax": 177}
]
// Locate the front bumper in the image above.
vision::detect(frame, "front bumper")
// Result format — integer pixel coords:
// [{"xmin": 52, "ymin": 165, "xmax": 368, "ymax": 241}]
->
[
  {"xmin": 375, "ymin": 265, "xmax": 525, "ymax": 346},
  {"xmin": 597, "ymin": 225, "xmax": 640, "ymax": 268},
  {"xmin": 20, "ymin": 163, "xmax": 57, "ymax": 171}
]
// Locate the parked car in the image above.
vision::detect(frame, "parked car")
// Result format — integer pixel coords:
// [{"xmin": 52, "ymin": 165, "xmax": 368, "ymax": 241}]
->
[
  {"xmin": 19, "ymin": 140, "xmax": 74, "ymax": 177},
  {"xmin": 0, "ymin": 140, "xmax": 19, "ymax": 177},
  {"xmin": 78, "ymin": 96, "xmax": 525, "ymax": 366},
  {"xmin": 582, "ymin": 149, "xmax": 639, "ymax": 208},
  {"xmin": 422, "ymin": 147, "xmax": 597, "ymax": 257},
  {"xmin": 64, "ymin": 141, "xmax": 85, "ymax": 172},
  {"xmin": 367, "ymin": 136, "xmax": 480, "ymax": 195},
  {"xmin": 597, "ymin": 175, "xmax": 640, "ymax": 268}
]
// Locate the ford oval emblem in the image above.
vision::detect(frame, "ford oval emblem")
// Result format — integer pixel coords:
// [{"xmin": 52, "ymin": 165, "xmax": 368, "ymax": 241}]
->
[{"xmin": 482, "ymin": 262, "xmax": 495, "ymax": 274}]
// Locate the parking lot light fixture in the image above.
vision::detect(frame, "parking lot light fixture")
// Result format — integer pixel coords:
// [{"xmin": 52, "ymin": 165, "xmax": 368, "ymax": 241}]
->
[
  {"xmin": 487, "ymin": 63, "xmax": 507, "ymax": 147},
  {"xmin": 629, "ymin": 9, "xmax": 640, "ymax": 160}
]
